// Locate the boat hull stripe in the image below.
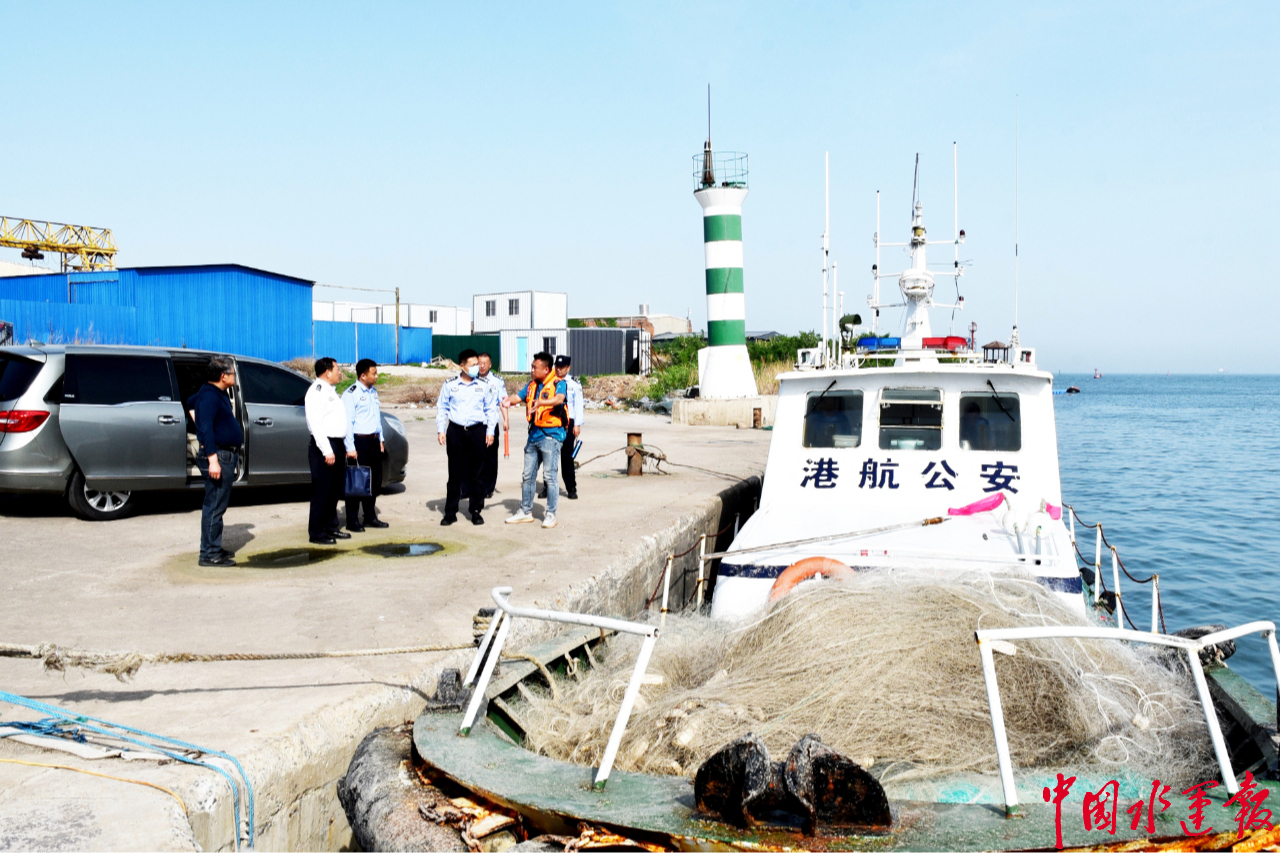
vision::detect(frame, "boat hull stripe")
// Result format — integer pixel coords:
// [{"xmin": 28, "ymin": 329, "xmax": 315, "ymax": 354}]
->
[{"xmin": 716, "ymin": 562, "xmax": 1084, "ymax": 594}]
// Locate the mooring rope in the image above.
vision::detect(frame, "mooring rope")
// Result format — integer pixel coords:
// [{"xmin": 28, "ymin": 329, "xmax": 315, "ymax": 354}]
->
[
  {"xmin": 0, "ymin": 641, "xmax": 473, "ymax": 682},
  {"xmin": 574, "ymin": 444, "xmax": 747, "ymax": 481}
]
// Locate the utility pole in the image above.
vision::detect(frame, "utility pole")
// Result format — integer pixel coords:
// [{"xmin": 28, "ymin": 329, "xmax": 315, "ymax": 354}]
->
[{"xmin": 395, "ymin": 286, "xmax": 401, "ymax": 365}]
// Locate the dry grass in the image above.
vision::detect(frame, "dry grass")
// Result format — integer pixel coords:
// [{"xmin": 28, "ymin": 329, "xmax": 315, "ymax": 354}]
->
[
  {"xmin": 282, "ymin": 357, "xmax": 316, "ymax": 379},
  {"xmin": 753, "ymin": 361, "xmax": 790, "ymax": 395},
  {"xmin": 581, "ymin": 374, "xmax": 648, "ymax": 401}
]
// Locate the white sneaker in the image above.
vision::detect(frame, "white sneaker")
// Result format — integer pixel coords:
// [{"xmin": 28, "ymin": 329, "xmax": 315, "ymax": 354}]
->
[
  {"xmin": 505, "ymin": 510, "xmax": 535, "ymax": 524},
  {"xmin": 541, "ymin": 513, "xmax": 557, "ymax": 529}
]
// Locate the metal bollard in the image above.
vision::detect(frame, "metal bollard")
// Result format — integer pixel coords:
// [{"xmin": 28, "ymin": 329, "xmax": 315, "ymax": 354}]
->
[{"xmin": 626, "ymin": 432, "xmax": 643, "ymax": 476}]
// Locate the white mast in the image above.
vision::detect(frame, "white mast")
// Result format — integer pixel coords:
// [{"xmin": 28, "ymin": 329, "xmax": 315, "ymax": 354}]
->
[
  {"xmin": 1011, "ymin": 97, "xmax": 1020, "ymax": 348},
  {"xmin": 822, "ymin": 152, "xmax": 830, "ymax": 367},
  {"xmin": 867, "ymin": 153, "xmax": 965, "ymax": 350},
  {"xmin": 872, "ymin": 190, "xmax": 881, "ymax": 334},
  {"xmin": 831, "ymin": 262, "xmax": 839, "ymax": 364}
]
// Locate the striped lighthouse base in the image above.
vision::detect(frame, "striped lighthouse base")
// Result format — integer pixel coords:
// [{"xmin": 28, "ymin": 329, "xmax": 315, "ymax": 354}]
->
[{"xmin": 698, "ymin": 344, "xmax": 758, "ymax": 399}]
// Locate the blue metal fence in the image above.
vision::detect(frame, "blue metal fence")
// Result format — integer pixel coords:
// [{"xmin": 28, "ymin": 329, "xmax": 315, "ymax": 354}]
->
[
  {"xmin": 312, "ymin": 321, "xmax": 431, "ymax": 364},
  {"xmin": 400, "ymin": 326, "xmax": 433, "ymax": 363}
]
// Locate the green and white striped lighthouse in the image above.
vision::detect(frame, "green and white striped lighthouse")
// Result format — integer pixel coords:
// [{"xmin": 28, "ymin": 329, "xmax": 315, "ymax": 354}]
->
[{"xmin": 694, "ymin": 140, "xmax": 759, "ymax": 398}]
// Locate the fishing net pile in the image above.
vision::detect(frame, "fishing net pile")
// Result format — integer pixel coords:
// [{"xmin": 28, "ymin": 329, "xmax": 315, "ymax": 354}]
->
[{"xmin": 512, "ymin": 572, "xmax": 1214, "ymax": 790}]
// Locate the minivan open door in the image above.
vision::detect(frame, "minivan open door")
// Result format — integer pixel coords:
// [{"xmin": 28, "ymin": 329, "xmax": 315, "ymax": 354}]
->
[{"xmin": 58, "ymin": 351, "xmax": 188, "ymax": 490}]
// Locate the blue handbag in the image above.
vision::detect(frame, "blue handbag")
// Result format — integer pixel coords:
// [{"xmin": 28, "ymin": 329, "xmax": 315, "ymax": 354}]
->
[{"xmin": 344, "ymin": 459, "xmax": 373, "ymax": 498}]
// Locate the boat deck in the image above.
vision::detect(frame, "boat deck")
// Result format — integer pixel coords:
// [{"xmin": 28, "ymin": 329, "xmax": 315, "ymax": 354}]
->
[{"xmin": 415, "ymin": 709, "xmax": 1276, "ymax": 851}]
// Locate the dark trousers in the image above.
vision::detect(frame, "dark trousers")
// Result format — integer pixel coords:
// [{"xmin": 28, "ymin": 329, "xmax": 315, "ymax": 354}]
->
[
  {"xmin": 198, "ymin": 448, "xmax": 237, "ymax": 560},
  {"xmin": 308, "ymin": 437, "xmax": 347, "ymax": 538},
  {"xmin": 560, "ymin": 419, "xmax": 577, "ymax": 495},
  {"xmin": 480, "ymin": 425, "xmax": 500, "ymax": 495},
  {"xmin": 345, "ymin": 434, "xmax": 382, "ymax": 526},
  {"xmin": 445, "ymin": 422, "xmax": 486, "ymax": 518}
]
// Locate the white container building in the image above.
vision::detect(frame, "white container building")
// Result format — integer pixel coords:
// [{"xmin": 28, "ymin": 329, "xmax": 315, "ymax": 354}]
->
[
  {"xmin": 473, "ymin": 291, "xmax": 567, "ymax": 333},
  {"xmin": 313, "ymin": 300, "xmax": 472, "ymax": 335},
  {"xmin": 498, "ymin": 329, "xmax": 569, "ymax": 374}
]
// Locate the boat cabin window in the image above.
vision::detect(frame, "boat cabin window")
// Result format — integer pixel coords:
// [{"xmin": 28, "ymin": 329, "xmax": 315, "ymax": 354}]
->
[
  {"xmin": 803, "ymin": 390, "xmax": 863, "ymax": 448},
  {"xmin": 878, "ymin": 388, "xmax": 942, "ymax": 450},
  {"xmin": 959, "ymin": 393, "xmax": 1021, "ymax": 451}
]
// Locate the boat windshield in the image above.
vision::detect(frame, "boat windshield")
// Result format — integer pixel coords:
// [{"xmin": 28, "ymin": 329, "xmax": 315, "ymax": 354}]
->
[
  {"xmin": 803, "ymin": 390, "xmax": 862, "ymax": 448},
  {"xmin": 879, "ymin": 388, "xmax": 942, "ymax": 450},
  {"xmin": 959, "ymin": 392, "xmax": 1021, "ymax": 451}
]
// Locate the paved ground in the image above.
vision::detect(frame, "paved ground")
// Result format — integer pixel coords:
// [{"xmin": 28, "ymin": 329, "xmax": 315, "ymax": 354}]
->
[{"xmin": 0, "ymin": 409, "xmax": 769, "ymax": 850}]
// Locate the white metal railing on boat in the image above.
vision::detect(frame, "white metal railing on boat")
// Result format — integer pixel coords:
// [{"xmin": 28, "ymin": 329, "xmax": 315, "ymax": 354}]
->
[
  {"xmin": 460, "ymin": 586, "xmax": 659, "ymax": 790},
  {"xmin": 975, "ymin": 621, "xmax": 1280, "ymax": 817},
  {"xmin": 1067, "ymin": 506, "xmax": 1165, "ymax": 634}
]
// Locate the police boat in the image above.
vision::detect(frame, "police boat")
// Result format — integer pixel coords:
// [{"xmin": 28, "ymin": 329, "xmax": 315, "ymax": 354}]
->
[{"xmin": 710, "ymin": 160, "xmax": 1080, "ymax": 621}]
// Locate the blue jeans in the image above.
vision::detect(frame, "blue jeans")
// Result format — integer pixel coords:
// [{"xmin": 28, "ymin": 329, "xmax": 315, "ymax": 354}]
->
[
  {"xmin": 521, "ymin": 437, "xmax": 561, "ymax": 515},
  {"xmin": 197, "ymin": 449, "xmax": 237, "ymax": 560}
]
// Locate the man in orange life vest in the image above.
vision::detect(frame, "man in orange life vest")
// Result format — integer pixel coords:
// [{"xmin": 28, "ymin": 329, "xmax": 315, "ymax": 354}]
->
[{"xmin": 500, "ymin": 351, "xmax": 567, "ymax": 529}]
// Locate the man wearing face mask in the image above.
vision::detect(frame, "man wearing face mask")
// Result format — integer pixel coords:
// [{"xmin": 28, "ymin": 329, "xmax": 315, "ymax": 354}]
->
[{"xmin": 436, "ymin": 349, "xmax": 497, "ymax": 526}]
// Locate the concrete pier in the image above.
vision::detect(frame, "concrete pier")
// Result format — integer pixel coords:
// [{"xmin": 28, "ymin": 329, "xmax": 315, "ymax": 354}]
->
[{"xmin": 0, "ymin": 410, "xmax": 768, "ymax": 850}]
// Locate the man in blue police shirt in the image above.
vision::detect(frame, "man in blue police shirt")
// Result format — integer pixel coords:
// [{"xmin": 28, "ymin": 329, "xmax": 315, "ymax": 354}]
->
[
  {"xmin": 436, "ymin": 349, "xmax": 497, "ymax": 526},
  {"xmin": 343, "ymin": 358, "xmax": 390, "ymax": 531}
]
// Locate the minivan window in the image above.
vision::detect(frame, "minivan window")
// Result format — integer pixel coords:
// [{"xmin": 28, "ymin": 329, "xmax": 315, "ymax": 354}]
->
[
  {"xmin": 239, "ymin": 361, "xmax": 311, "ymax": 406},
  {"xmin": 879, "ymin": 388, "xmax": 942, "ymax": 450},
  {"xmin": 63, "ymin": 355, "xmax": 174, "ymax": 405},
  {"xmin": 803, "ymin": 390, "xmax": 863, "ymax": 448},
  {"xmin": 959, "ymin": 392, "xmax": 1021, "ymax": 451},
  {"xmin": 0, "ymin": 355, "xmax": 42, "ymax": 402}
]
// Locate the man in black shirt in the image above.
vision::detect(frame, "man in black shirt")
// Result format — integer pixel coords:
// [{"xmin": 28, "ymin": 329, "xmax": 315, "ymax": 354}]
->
[{"xmin": 188, "ymin": 356, "xmax": 244, "ymax": 567}]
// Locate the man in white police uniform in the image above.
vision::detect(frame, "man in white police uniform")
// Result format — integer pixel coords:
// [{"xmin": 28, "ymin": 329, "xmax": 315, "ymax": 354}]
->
[
  {"xmin": 343, "ymin": 358, "xmax": 390, "ymax": 531},
  {"xmin": 305, "ymin": 357, "xmax": 357, "ymax": 545}
]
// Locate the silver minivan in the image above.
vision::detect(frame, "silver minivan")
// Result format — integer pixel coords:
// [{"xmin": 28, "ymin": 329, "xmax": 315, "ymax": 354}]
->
[{"xmin": 0, "ymin": 344, "xmax": 408, "ymax": 520}]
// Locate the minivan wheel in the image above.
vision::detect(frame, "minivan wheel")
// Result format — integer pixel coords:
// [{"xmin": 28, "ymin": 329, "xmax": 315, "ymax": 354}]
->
[{"xmin": 67, "ymin": 469, "xmax": 136, "ymax": 521}]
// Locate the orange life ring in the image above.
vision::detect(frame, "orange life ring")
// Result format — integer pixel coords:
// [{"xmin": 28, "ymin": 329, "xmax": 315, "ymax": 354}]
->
[{"xmin": 768, "ymin": 557, "xmax": 856, "ymax": 602}]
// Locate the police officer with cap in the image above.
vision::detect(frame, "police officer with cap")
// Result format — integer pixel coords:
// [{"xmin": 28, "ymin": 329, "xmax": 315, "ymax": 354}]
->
[{"xmin": 554, "ymin": 354, "xmax": 583, "ymax": 500}]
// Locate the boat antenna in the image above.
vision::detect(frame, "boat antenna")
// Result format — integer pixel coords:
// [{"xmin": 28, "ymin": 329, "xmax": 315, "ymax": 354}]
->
[
  {"xmin": 822, "ymin": 152, "xmax": 830, "ymax": 367},
  {"xmin": 951, "ymin": 141, "xmax": 960, "ymax": 334},
  {"xmin": 1011, "ymin": 96, "xmax": 1020, "ymax": 348},
  {"xmin": 873, "ymin": 189, "xmax": 880, "ymax": 334},
  {"xmin": 707, "ymin": 84, "xmax": 711, "ymax": 146},
  {"xmin": 911, "ymin": 153, "xmax": 920, "ymax": 220}
]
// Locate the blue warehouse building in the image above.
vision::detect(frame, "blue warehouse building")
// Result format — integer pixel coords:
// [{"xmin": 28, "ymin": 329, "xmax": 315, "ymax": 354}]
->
[{"xmin": 0, "ymin": 264, "xmax": 431, "ymax": 364}]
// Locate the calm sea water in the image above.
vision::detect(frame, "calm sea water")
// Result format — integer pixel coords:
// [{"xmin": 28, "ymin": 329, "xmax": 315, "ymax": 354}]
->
[{"xmin": 1055, "ymin": 374, "xmax": 1280, "ymax": 692}]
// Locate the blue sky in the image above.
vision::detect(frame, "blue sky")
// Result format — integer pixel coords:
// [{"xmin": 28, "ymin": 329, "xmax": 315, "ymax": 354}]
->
[{"xmin": 4, "ymin": 2, "xmax": 1276, "ymax": 372}]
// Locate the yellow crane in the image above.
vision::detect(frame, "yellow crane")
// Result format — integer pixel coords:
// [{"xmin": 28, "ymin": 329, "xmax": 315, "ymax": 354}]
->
[{"xmin": 0, "ymin": 216, "xmax": 117, "ymax": 271}]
